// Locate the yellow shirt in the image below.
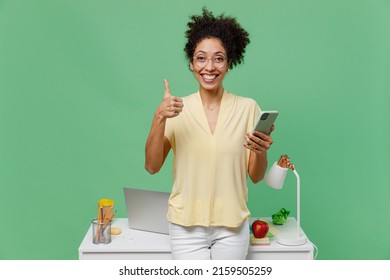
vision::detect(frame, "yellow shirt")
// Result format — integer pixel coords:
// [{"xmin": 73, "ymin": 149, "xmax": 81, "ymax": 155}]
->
[{"xmin": 165, "ymin": 91, "xmax": 261, "ymax": 227}]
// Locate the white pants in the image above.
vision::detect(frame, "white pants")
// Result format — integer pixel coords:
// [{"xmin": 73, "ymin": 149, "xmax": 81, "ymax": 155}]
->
[{"xmin": 169, "ymin": 220, "xmax": 249, "ymax": 260}]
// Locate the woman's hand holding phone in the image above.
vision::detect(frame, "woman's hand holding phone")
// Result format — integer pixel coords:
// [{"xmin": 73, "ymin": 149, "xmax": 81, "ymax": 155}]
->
[
  {"xmin": 244, "ymin": 128, "xmax": 274, "ymax": 154},
  {"xmin": 244, "ymin": 111, "xmax": 277, "ymax": 154}
]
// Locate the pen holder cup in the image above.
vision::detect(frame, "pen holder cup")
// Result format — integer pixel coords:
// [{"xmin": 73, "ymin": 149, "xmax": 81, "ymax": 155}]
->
[{"xmin": 92, "ymin": 218, "xmax": 111, "ymax": 244}]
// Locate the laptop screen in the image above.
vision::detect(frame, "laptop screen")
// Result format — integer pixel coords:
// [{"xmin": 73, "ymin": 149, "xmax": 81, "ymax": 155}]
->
[{"xmin": 123, "ymin": 187, "xmax": 170, "ymax": 235}]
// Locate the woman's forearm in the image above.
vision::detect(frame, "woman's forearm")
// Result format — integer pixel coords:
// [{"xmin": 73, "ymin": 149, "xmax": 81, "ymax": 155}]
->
[
  {"xmin": 145, "ymin": 112, "xmax": 169, "ymax": 174},
  {"xmin": 248, "ymin": 151, "xmax": 268, "ymax": 184}
]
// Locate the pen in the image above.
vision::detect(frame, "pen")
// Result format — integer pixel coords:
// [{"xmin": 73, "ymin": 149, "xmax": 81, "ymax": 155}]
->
[
  {"xmin": 99, "ymin": 206, "xmax": 103, "ymax": 223},
  {"xmin": 107, "ymin": 210, "xmax": 117, "ymax": 223},
  {"xmin": 101, "ymin": 210, "xmax": 117, "ymax": 233},
  {"xmin": 102, "ymin": 206, "xmax": 113, "ymax": 223}
]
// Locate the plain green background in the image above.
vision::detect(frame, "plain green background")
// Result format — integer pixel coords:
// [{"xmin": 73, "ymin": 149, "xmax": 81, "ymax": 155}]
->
[{"xmin": 0, "ymin": 0, "xmax": 389, "ymax": 260}]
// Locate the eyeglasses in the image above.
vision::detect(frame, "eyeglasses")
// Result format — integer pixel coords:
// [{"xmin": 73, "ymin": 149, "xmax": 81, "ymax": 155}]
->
[{"xmin": 192, "ymin": 55, "xmax": 227, "ymax": 69}]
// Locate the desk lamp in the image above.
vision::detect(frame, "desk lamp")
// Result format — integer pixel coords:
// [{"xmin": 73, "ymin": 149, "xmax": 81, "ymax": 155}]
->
[{"xmin": 264, "ymin": 155, "xmax": 307, "ymax": 246}]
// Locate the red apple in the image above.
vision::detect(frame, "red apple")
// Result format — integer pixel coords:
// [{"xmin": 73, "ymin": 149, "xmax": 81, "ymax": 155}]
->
[{"xmin": 252, "ymin": 219, "xmax": 269, "ymax": 238}]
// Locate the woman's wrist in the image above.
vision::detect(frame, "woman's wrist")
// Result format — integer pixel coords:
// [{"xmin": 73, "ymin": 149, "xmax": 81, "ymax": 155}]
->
[{"xmin": 155, "ymin": 106, "xmax": 167, "ymax": 123}]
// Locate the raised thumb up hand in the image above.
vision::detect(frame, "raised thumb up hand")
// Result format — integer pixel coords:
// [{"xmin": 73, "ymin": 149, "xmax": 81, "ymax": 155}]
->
[
  {"xmin": 159, "ymin": 79, "xmax": 184, "ymax": 119},
  {"xmin": 163, "ymin": 79, "xmax": 172, "ymax": 99}
]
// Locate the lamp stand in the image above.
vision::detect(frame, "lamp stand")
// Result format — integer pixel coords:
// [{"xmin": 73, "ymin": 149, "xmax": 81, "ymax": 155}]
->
[{"xmin": 275, "ymin": 169, "xmax": 307, "ymax": 246}]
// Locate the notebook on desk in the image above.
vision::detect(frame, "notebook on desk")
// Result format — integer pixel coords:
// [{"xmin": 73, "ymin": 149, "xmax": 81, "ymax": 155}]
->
[{"xmin": 123, "ymin": 187, "xmax": 170, "ymax": 235}]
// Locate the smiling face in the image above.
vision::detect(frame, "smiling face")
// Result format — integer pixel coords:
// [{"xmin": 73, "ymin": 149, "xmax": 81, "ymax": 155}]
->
[{"xmin": 190, "ymin": 37, "xmax": 229, "ymax": 94}]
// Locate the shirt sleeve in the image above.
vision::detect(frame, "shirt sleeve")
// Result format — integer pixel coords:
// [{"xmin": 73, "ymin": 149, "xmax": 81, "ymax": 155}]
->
[
  {"xmin": 248, "ymin": 98, "xmax": 262, "ymax": 132},
  {"xmin": 164, "ymin": 118, "xmax": 175, "ymax": 149},
  {"xmin": 245, "ymin": 98, "xmax": 262, "ymax": 165}
]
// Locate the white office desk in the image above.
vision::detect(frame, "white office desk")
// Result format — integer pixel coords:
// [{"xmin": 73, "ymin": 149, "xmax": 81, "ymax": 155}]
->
[{"xmin": 78, "ymin": 218, "xmax": 314, "ymax": 260}]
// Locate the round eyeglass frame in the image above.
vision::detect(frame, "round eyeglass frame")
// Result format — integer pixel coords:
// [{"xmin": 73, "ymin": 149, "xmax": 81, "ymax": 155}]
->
[{"xmin": 192, "ymin": 55, "xmax": 228, "ymax": 69}]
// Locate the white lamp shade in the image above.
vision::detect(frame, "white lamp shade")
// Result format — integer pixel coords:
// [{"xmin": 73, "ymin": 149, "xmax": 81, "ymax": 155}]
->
[{"xmin": 264, "ymin": 162, "xmax": 288, "ymax": 189}]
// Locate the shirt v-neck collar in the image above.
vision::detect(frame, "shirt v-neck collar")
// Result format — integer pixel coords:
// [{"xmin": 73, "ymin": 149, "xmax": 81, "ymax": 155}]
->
[{"xmin": 195, "ymin": 90, "xmax": 229, "ymax": 136}]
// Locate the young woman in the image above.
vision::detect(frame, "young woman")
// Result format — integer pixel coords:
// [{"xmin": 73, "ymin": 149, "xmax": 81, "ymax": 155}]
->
[{"xmin": 145, "ymin": 8, "xmax": 274, "ymax": 260}]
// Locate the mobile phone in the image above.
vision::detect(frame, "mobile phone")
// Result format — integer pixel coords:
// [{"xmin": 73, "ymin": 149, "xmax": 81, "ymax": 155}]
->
[{"xmin": 252, "ymin": 111, "xmax": 278, "ymax": 134}]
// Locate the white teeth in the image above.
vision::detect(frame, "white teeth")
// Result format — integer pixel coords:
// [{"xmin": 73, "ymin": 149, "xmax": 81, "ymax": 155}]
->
[{"xmin": 203, "ymin": 74, "xmax": 216, "ymax": 80}]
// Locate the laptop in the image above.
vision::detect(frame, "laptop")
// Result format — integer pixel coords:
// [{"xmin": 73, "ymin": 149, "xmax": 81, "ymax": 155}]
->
[{"xmin": 123, "ymin": 187, "xmax": 170, "ymax": 235}]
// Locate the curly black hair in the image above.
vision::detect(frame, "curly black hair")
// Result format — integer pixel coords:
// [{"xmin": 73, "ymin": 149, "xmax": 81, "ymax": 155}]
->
[{"xmin": 184, "ymin": 7, "xmax": 250, "ymax": 69}]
